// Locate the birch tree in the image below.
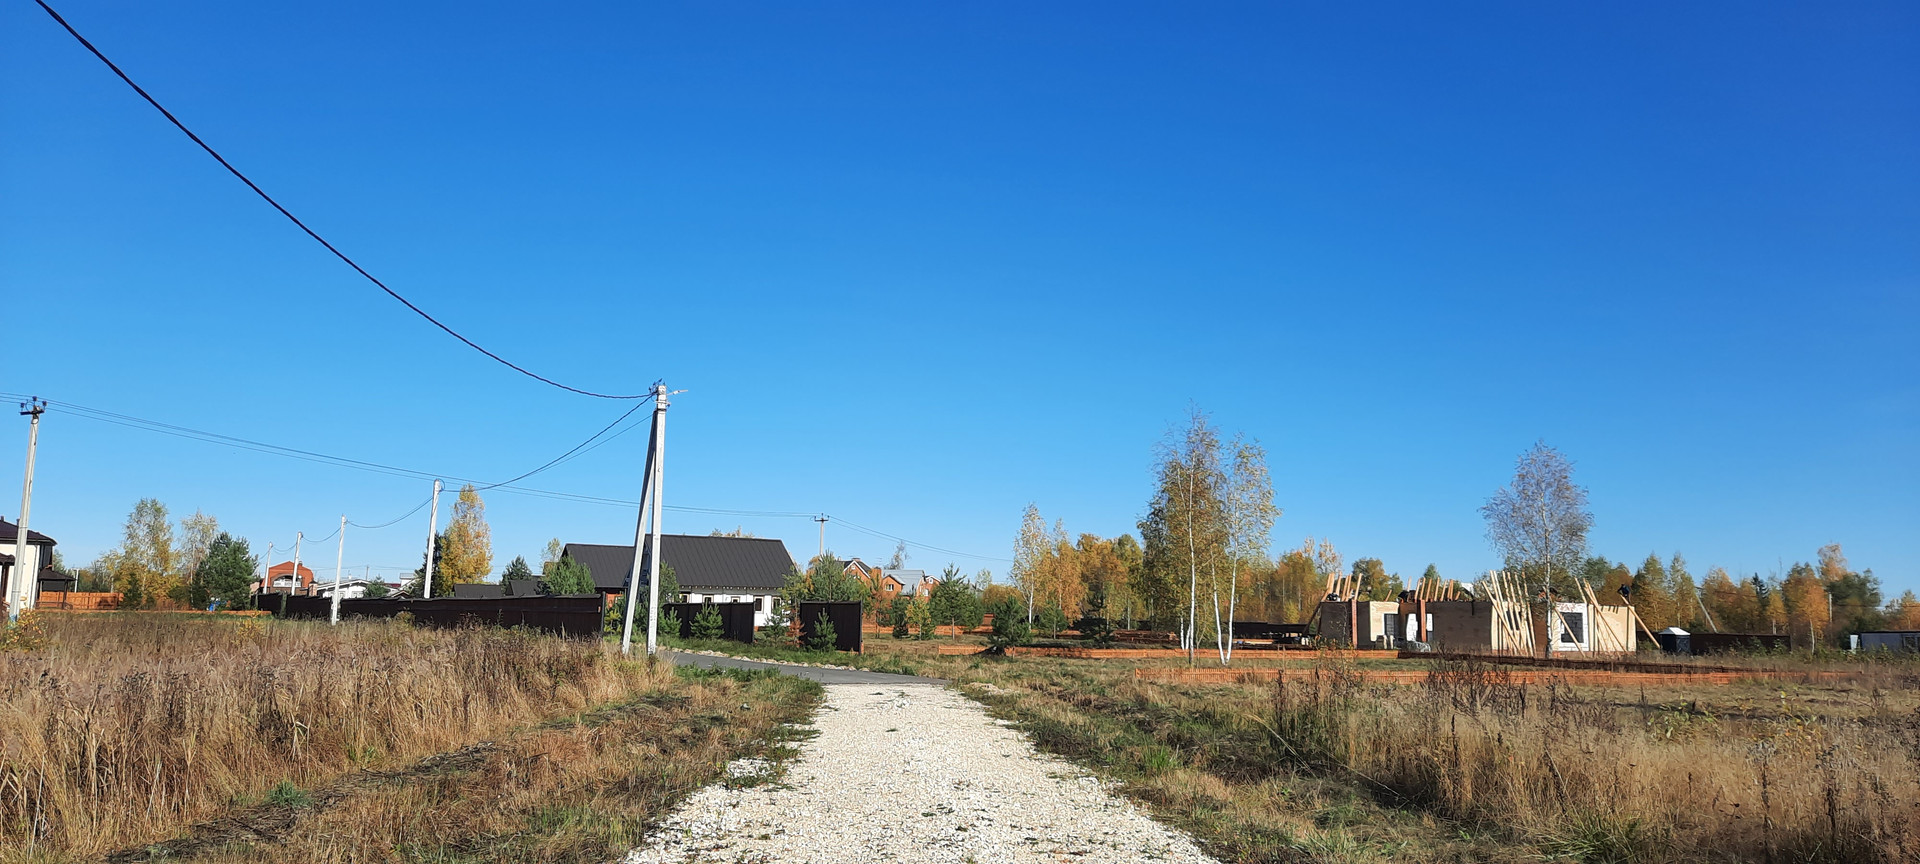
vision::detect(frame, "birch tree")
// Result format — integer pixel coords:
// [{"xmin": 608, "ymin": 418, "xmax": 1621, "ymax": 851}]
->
[
  {"xmin": 1214, "ymin": 435, "xmax": 1278, "ymax": 664},
  {"xmin": 1479, "ymin": 441, "xmax": 1593, "ymax": 656},
  {"xmin": 1010, "ymin": 504, "xmax": 1049, "ymax": 624},
  {"xmin": 1153, "ymin": 410, "xmax": 1226, "ymax": 666}
]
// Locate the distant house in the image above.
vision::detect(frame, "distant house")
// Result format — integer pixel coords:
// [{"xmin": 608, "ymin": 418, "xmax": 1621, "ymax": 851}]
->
[
  {"xmin": 840, "ymin": 558, "xmax": 880, "ymax": 589},
  {"xmin": 0, "ymin": 517, "xmax": 57, "ymax": 610},
  {"xmin": 563, "ymin": 534, "xmax": 795, "ymax": 627},
  {"xmin": 882, "ymin": 568, "xmax": 938, "ymax": 600},
  {"xmin": 309, "ymin": 578, "xmax": 391, "ymax": 600},
  {"xmin": 257, "ymin": 561, "xmax": 319, "ymax": 596}
]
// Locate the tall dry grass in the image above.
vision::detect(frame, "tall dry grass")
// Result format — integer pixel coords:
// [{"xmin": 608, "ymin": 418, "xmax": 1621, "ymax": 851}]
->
[
  {"xmin": 0, "ymin": 613, "xmax": 671, "ymax": 862},
  {"xmin": 856, "ymin": 638, "xmax": 1920, "ymax": 863},
  {"xmin": 1272, "ymin": 652, "xmax": 1920, "ymax": 862}
]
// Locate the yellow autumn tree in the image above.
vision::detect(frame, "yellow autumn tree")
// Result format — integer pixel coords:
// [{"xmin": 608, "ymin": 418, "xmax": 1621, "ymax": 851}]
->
[
  {"xmin": 438, "ymin": 484, "xmax": 493, "ymax": 587},
  {"xmin": 1781, "ymin": 563, "xmax": 1829, "ymax": 648},
  {"xmin": 1700, "ymin": 567, "xmax": 1754, "ymax": 633},
  {"xmin": 1885, "ymin": 591, "xmax": 1920, "ymax": 630}
]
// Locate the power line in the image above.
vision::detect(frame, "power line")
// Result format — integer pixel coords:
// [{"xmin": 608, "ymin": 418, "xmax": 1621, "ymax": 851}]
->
[
  {"xmin": 5, "ymin": 392, "xmax": 1011, "ymax": 564},
  {"xmin": 28, "ymin": 0, "xmax": 648, "ymax": 401},
  {"xmin": 474, "ymin": 402, "xmax": 647, "ymax": 491},
  {"xmin": 347, "ymin": 496, "xmax": 433, "ymax": 530}
]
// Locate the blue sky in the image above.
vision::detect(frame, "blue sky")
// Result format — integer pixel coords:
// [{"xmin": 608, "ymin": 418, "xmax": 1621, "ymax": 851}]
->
[{"xmin": 3, "ymin": 2, "xmax": 1915, "ymax": 592}]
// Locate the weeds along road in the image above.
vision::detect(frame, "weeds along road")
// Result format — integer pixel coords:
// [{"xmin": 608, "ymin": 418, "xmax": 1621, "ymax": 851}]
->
[{"xmin": 643, "ymin": 653, "xmax": 1222, "ymax": 864}]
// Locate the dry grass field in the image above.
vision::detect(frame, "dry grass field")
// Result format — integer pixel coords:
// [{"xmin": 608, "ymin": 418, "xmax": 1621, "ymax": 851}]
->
[
  {"xmin": 0, "ymin": 613, "xmax": 819, "ymax": 864},
  {"xmin": 804, "ymin": 637, "xmax": 1920, "ymax": 863}
]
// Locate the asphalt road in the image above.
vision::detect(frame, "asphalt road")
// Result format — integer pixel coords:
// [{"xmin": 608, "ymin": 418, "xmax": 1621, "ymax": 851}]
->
[{"xmin": 662, "ymin": 649, "xmax": 947, "ymax": 685}]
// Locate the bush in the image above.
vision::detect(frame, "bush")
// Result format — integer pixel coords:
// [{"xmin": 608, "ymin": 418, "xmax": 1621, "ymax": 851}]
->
[
  {"xmin": 890, "ymin": 596, "xmax": 913, "ymax": 639},
  {"xmin": 987, "ymin": 599, "xmax": 1032, "ymax": 652},
  {"xmin": 1075, "ymin": 615, "xmax": 1115, "ymax": 646},
  {"xmin": 1035, "ymin": 604, "xmax": 1070, "ymax": 637},
  {"xmin": 907, "ymin": 599, "xmax": 935, "ymax": 640},
  {"xmin": 690, "ymin": 604, "xmax": 725, "ymax": 640},
  {"xmin": 805, "ymin": 611, "xmax": 838, "ymax": 652}
]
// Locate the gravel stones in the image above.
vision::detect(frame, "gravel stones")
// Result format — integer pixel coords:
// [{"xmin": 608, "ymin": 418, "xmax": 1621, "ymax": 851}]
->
[{"xmin": 623, "ymin": 684, "xmax": 1221, "ymax": 864}]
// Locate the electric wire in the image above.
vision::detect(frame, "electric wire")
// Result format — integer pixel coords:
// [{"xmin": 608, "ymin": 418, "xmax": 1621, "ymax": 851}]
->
[
  {"xmin": 5, "ymin": 393, "xmax": 1012, "ymax": 564},
  {"xmin": 473, "ymin": 401, "xmax": 647, "ymax": 491},
  {"xmin": 28, "ymin": 0, "xmax": 649, "ymax": 401},
  {"xmin": 346, "ymin": 495, "xmax": 433, "ymax": 530}
]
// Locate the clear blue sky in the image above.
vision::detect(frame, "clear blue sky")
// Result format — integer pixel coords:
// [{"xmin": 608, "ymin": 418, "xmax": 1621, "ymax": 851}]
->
[{"xmin": 3, "ymin": 2, "xmax": 1915, "ymax": 593}]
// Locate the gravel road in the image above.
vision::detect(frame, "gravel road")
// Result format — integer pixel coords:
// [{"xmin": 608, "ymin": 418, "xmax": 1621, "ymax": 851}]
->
[{"xmin": 623, "ymin": 684, "xmax": 1221, "ymax": 864}]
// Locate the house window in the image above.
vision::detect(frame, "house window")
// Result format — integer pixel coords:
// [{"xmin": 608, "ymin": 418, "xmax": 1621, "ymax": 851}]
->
[{"xmin": 1559, "ymin": 611, "xmax": 1585, "ymax": 645}]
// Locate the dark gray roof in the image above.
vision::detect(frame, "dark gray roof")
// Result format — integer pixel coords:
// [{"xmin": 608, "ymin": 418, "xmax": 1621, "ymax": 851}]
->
[
  {"xmin": 564, "ymin": 534, "xmax": 795, "ymax": 593},
  {"xmin": 452, "ymin": 583, "xmax": 505, "ymax": 599},
  {"xmin": 505, "ymin": 579, "xmax": 541, "ymax": 597},
  {"xmin": 0, "ymin": 519, "xmax": 54, "ymax": 545}
]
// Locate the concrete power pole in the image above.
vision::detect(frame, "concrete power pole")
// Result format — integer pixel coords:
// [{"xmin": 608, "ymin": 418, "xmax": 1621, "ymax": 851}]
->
[
  {"xmin": 619, "ymin": 383, "xmax": 674, "ymax": 657},
  {"xmin": 644, "ymin": 384, "xmax": 670, "ymax": 657},
  {"xmin": 8, "ymin": 398, "xmax": 45, "ymax": 622},
  {"xmin": 261, "ymin": 542, "xmax": 275, "ymax": 597},
  {"xmin": 292, "ymin": 532, "xmax": 303, "ymax": 598},
  {"xmin": 422, "ymin": 479, "xmax": 441, "ymax": 598},
  {"xmin": 814, "ymin": 515, "xmax": 828, "ymax": 559},
  {"xmin": 619, "ymin": 413, "xmax": 657, "ymax": 656},
  {"xmin": 329, "ymin": 516, "xmax": 347, "ymax": 624}
]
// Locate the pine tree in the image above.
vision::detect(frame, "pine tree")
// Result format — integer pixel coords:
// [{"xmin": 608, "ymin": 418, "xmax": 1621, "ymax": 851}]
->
[
  {"xmin": 501, "ymin": 556, "xmax": 534, "ymax": 581},
  {"xmin": 195, "ymin": 533, "xmax": 259, "ymax": 610},
  {"xmin": 544, "ymin": 554, "xmax": 596, "ymax": 595}
]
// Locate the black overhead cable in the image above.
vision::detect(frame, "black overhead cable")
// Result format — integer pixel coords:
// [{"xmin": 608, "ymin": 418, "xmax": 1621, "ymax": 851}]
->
[
  {"xmin": 347, "ymin": 495, "xmax": 434, "ymax": 530},
  {"xmin": 29, "ymin": 0, "xmax": 648, "ymax": 401},
  {"xmin": 2, "ymin": 392, "xmax": 1014, "ymax": 564},
  {"xmin": 474, "ymin": 402, "xmax": 648, "ymax": 491}
]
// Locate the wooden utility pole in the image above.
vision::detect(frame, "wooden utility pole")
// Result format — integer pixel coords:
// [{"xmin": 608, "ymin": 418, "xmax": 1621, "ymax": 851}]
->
[{"xmin": 8, "ymin": 398, "xmax": 45, "ymax": 622}]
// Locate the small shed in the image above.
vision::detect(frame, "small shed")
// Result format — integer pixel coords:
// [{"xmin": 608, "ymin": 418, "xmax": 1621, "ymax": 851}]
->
[{"xmin": 1857, "ymin": 631, "xmax": 1920, "ymax": 653}]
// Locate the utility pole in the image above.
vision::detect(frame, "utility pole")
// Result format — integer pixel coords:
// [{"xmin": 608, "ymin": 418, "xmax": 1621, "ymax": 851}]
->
[
  {"xmin": 629, "ymin": 387, "xmax": 668, "ymax": 656},
  {"xmin": 292, "ymin": 532, "xmax": 303, "ymax": 597},
  {"xmin": 644, "ymin": 383, "xmax": 671, "ymax": 657},
  {"xmin": 262, "ymin": 542, "xmax": 275, "ymax": 598},
  {"xmin": 8, "ymin": 398, "xmax": 45, "ymax": 622},
  {"xmin": 329, "ymin": 516, "xmax": 346, "ymax": 624},
  {"xmin": 422, "ymin": 479, "xmax": 441, "ymax": 598},
  {"xmin": 814, "ymin": 515, "xmax": 828, "ymax": 559}
]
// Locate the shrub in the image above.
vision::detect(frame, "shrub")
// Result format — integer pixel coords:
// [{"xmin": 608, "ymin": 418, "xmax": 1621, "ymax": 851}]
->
[
  {"xmin": 690, "ymin": 604, "xmax": 725, "ymax": 640},
  {"xmin": 805, "ymin": 611, "xmax": 838, "ymax": 652},
  {"xmin": 1075, "ymin": 615, "xmax": 1115, "ymax": 646},
  {"xmin": 1035, "ymin": 603, "xmax": 1070, "ymax": 637},
  {"xmin": 907, "ymin": 599, "xmax": 935, "ymax": 640},
  {"xmin": 890, "ymin": 595, "xmax": 913, "ymax": 639},
  {"xmin": 987, "ymin": 599, "xmax": 1032, "ymax": 651}
]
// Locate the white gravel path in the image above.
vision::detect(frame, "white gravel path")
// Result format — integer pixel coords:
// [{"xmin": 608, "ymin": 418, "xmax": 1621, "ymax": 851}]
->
[{"xmin": 623, "ymin": 684, "xmax": 1222, "ymax": 864}]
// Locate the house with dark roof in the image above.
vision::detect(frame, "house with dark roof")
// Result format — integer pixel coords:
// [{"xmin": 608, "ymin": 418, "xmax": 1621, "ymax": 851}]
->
[
  {"xmin": 0, "ymin": 517, "xmax": 57, "ymax": 611},
  {"xmin": 563, "ymin": 534, "xmax": 795, "ymax": 627}
]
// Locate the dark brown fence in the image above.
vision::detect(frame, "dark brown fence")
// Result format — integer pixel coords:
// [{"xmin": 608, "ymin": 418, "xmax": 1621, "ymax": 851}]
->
[
  {"xmin": 798, "ymin": 601, "xmax": 863, "ymax": 652},
  {"xmin": 661, "ymin": 602, "xmax": 757, "ymax": 643},
  {"xmin": 1658, "ymin": 632, "xmax": 1792, "ymax": 656},
  {"xmin": 272, "ymin": 594, "xmax": 604, "ymax": 638}
]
